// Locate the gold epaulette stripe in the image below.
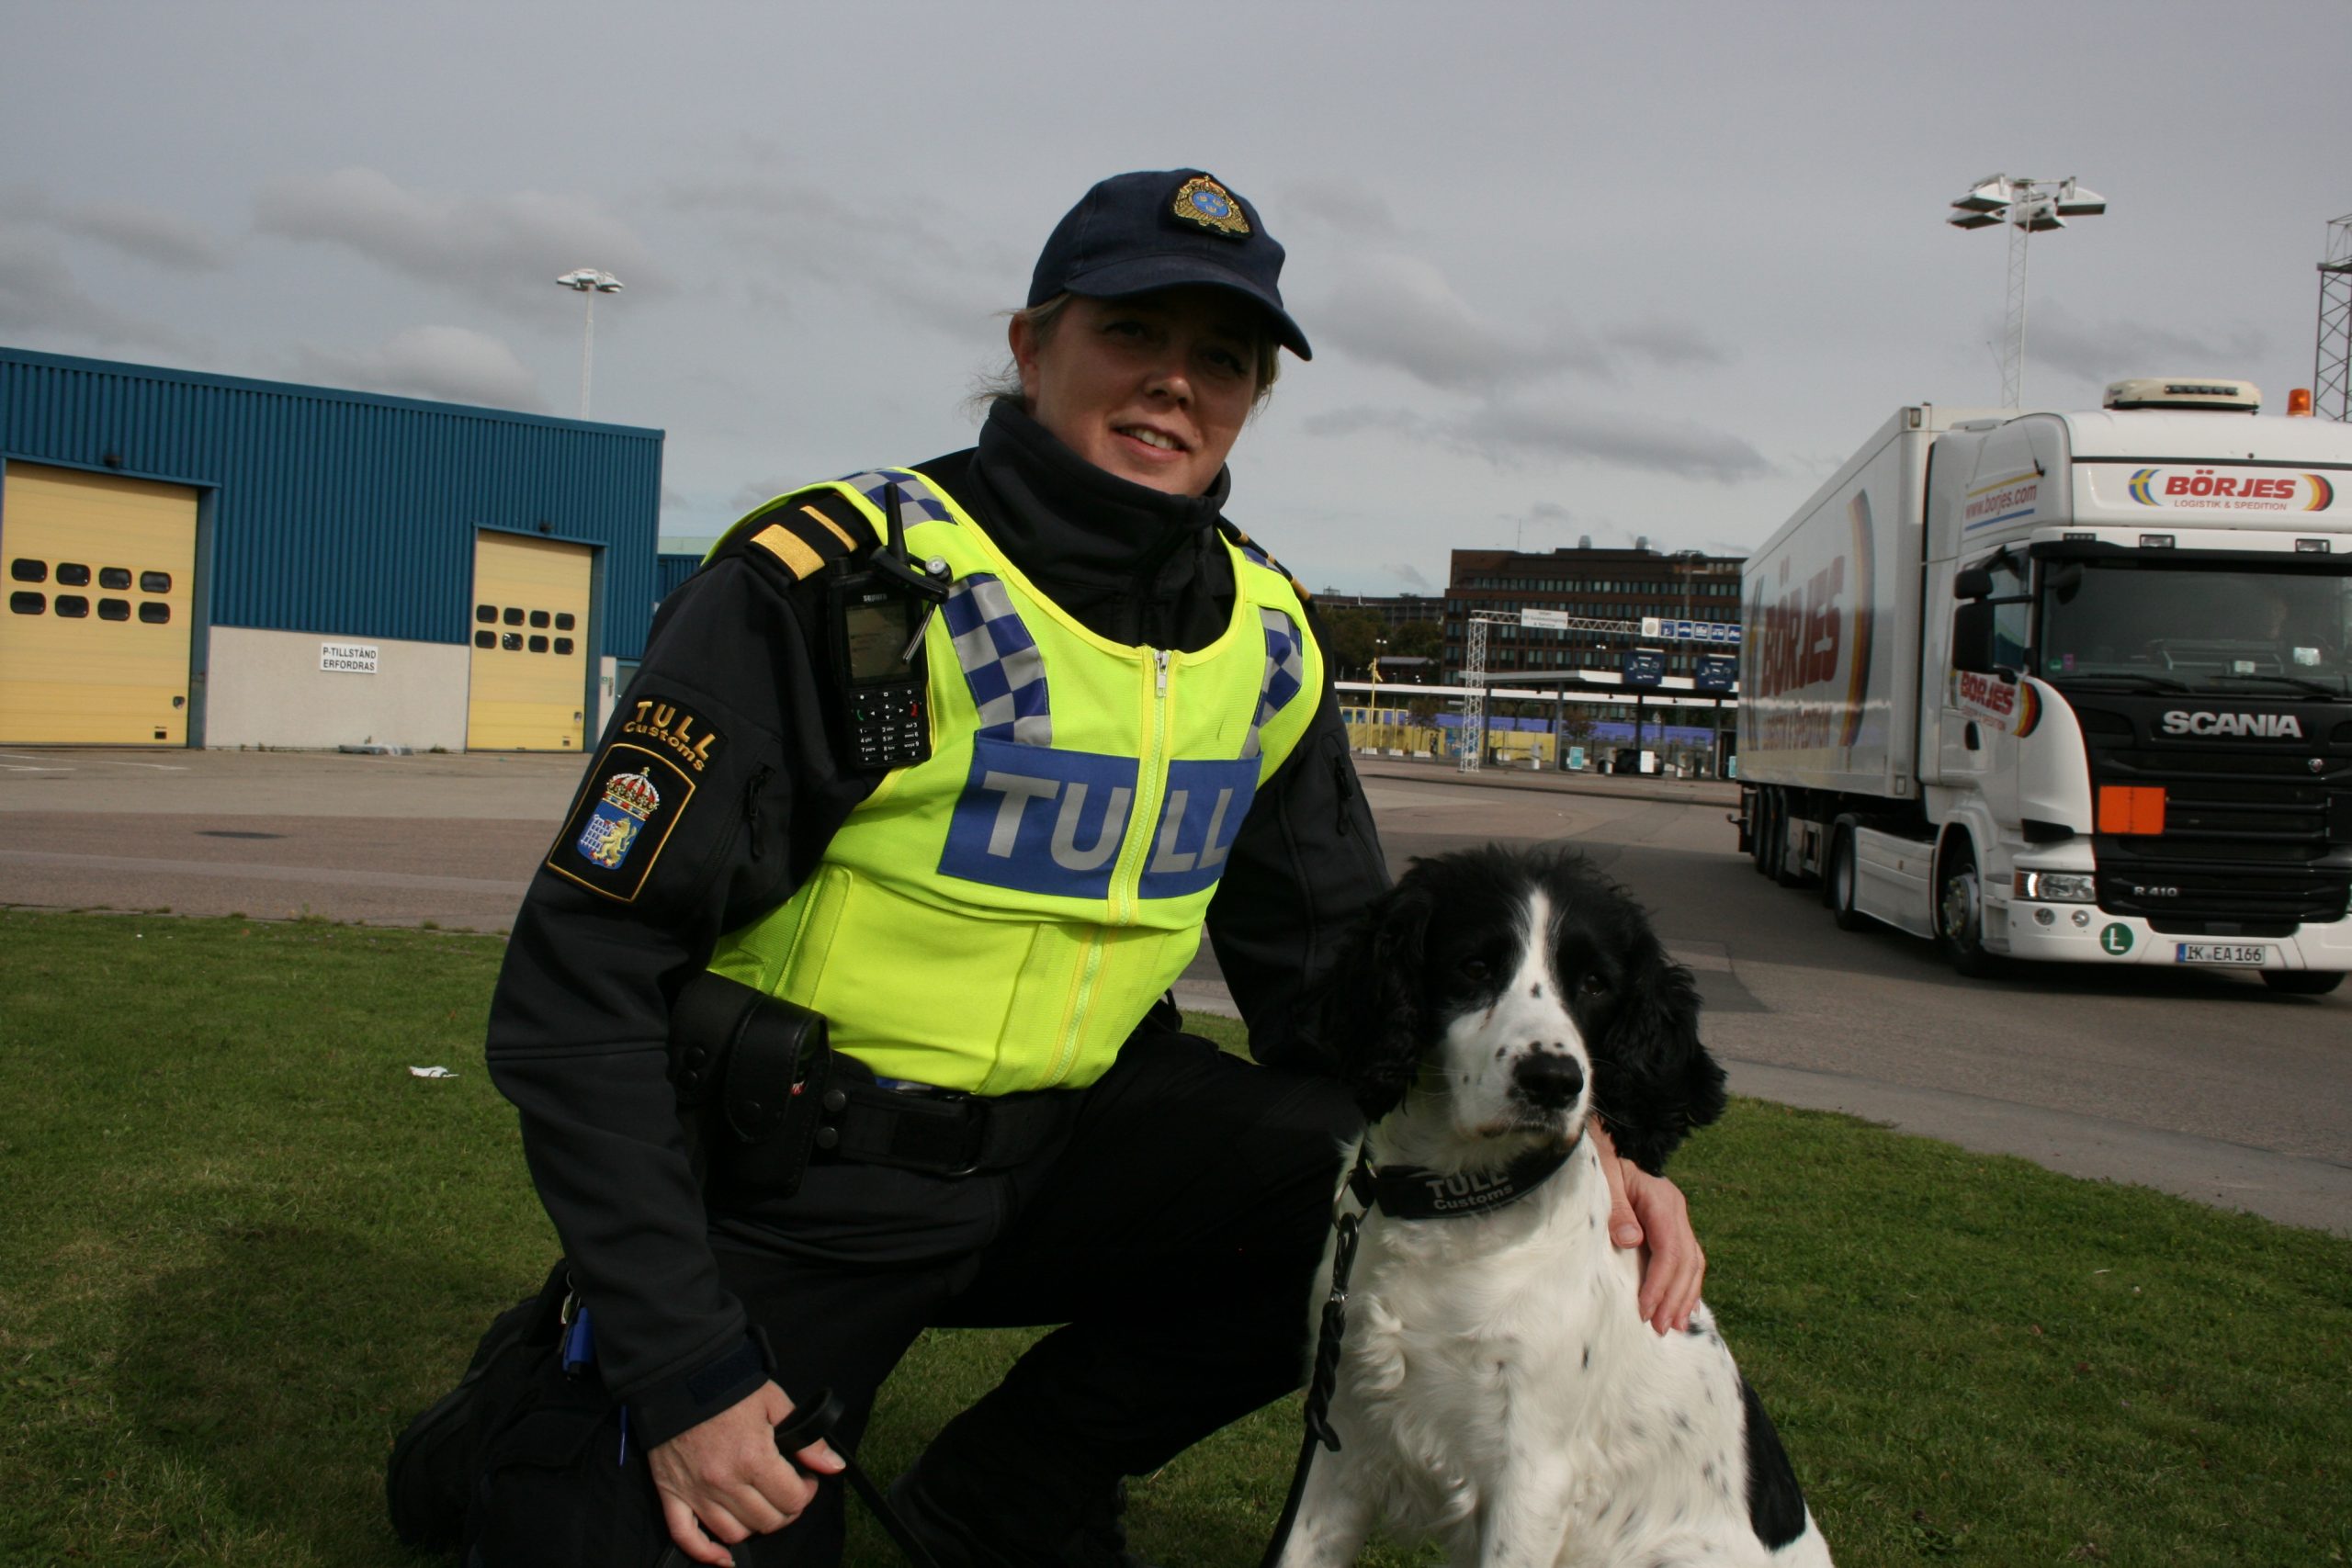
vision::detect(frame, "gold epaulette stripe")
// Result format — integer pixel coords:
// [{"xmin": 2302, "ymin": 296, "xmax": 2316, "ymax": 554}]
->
[
  {"xmin": 802, "ymin": 503, "xmax": 862, "ymax": 551},
  {"xmin": 751, "ymin": 523, "xmax": 826, "ymax": 580}
]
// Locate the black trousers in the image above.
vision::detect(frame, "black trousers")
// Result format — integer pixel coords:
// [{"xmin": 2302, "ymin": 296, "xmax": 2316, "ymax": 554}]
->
[{"xmin": 708, "ymin": 1031, "xmax": 1361, "ymax": 1566}]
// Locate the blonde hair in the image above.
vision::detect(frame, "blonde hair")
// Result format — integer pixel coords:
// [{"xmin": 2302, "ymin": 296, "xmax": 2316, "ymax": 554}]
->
[{"xmin": 966, "ymin": 293, "xmax": 1282, "ymax": 419}]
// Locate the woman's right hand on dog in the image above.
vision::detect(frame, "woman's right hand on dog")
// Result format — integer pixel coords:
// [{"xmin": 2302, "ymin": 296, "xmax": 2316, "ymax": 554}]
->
[
  {"xmin": 650, "ymin": 1381, "xmax": 844, "ymax": 1564},
  {"xmin": 1592, "ymin": 1122, "xmax": 1706, "ymax": 1334}
]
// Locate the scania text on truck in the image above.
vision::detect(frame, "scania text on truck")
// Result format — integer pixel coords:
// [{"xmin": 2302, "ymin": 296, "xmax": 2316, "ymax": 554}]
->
[{"xmin": 1736, "ymin": 378, "xmax": 2352, "ymax": 994}]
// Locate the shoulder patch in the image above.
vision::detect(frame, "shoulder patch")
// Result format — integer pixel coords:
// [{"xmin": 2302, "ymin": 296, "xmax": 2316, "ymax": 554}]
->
[
  {"xmin": 547, "ymin": 699, "xmax": 724, "ymax": 901},
  {"xmin": 729, "ymin": 492, "xmax": 881, "ymax": 582}
]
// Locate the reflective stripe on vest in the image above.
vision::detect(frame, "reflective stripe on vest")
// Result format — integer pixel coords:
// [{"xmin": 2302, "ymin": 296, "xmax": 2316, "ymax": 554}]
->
[{"xmin": 707, "ymin": 465, "xmax": 1322, "ymax": 1095}]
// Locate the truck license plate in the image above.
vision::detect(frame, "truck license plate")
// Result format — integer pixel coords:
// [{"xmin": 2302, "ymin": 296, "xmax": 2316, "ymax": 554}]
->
[{"xmin": 2175, "ymin": 943, "xmax": 2269, "ymax": 966}]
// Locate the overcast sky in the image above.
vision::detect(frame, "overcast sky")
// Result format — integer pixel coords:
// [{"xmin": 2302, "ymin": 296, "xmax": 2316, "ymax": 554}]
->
[{"xmin": 5, "ymin": 0, "xmax": 2345, "ymax": 594}]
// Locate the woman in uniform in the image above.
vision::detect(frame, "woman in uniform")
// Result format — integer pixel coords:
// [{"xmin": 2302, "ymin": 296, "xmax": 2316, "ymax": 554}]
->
[{"xmin": 482, "ymin": 167, "xmax": 1705, "ymax": 1568}]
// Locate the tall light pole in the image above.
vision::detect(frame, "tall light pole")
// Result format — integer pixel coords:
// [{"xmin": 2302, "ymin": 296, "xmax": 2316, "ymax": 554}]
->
[
  {"xmin": 555, "ymin": 268, "xmax": 624, "ymax": 418},
  {"xmin": 1948, "ymin": 175, "xmax": 2106, "ymax": 409}
]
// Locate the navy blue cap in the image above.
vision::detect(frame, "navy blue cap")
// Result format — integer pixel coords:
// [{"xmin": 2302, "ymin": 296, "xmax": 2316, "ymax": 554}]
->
[{"xmin": 1028, "ymin": 168, "xmax": 1311, "ymax": 360}]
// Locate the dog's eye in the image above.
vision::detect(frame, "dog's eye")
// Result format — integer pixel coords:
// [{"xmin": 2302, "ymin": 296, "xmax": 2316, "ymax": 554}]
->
[
  {"xmin": 1458, "ymin": 957, "xmax": 1494, "ymax": 981},
  {"xmin": 1577, "ymin": 974, "xmax": 1611, "ymax": 998}
]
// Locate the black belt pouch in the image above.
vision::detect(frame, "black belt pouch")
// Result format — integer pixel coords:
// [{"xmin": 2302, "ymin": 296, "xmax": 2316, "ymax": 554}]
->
[{"xmin": 669, "ymin": 972, "xmax": 835, "ymax": 1201}]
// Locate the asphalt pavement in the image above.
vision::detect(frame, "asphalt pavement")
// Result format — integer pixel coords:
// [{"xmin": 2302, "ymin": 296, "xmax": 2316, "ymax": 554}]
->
[{"xmin": 6, "ymin": 745, "xmax": 2346, "ymax": 1235}]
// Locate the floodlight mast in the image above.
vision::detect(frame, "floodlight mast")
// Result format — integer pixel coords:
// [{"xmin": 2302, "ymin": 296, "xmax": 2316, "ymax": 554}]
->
[
  {"xmin": 2315, "ymin": 213, "xmax": 2352, "ymax": 423},
  {"xmin": 1946, "ymin": 175, "xmax": 2105, "ymax": 409},
  {"xmin": 556, "ymin": 268, "xmax": 624, "ymax": 418}
]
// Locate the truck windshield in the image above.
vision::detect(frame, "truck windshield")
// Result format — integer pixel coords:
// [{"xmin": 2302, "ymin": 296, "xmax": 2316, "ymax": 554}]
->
[{"xmin": 2037, "ymin": 559, "xmax": 2352, "ymax": 695}]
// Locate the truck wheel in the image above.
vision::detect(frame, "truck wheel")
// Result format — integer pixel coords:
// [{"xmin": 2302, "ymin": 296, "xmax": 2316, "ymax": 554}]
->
[
  {"xmin": 1938, "ymin": 845, "xmax": 2000, "ymax": 977},
  {"xmin": 2261, "ymin": 971, "xmax": 2345, "ymax": 997},
  {"xmin": 1826, "ymin": 829, "xmax": 1868, "ymax": 931}
]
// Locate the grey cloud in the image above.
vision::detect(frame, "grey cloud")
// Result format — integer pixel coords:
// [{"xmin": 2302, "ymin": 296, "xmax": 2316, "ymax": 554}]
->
[
  {"xmin": 61, "ymin": 202, "xmax": 228, "ymax": 271},
  {"xmin": 1278, "ymin": 177, "xmax": 1405, "ymax": 240},
  {"xmin": 284, "ymin": 326, "xmax": 547, "ymax": 412},
  {"xmin": 727, "ymin": 478, "xmax": 802, "ymax": 515},
  {"xmin": 6, "ymin": 186, "xmax": 228, "ymax": 269},
  {"xmin": 1477, "ymin": 396, "xmax": 1770, "ymax": 480},
  {"xmin": 254, "ymin": 167, "xmax": 661, "ymax": 308},
  {"xmin": 2025, "ymin": 310, "xmax": 2266, "ymax": 384},
  {"xmin": 1303, "ymin": 395, "xmax": 1769, "ymax": 483},
  {"xmin": 664, "ymin": 178, "xmax": 1011, "ymax": 345},
  {"xmin": 1381, "ymin": 560, "xmax": 1437, "ymax": 592},
  {"xmin": 1298, "ymin": 404, "xmax": 1424, "ymax": 442},
  {"xmin": 0, "ymin": 231, "xmax": 198, "ymax": 354},
  {"xmin": 1312, "ymin": 252, "xmax": 1607, "ymax": 391},
  {"xmin": 1600, "ymin": 318, "xmax": 1732, "ymax": 368}
]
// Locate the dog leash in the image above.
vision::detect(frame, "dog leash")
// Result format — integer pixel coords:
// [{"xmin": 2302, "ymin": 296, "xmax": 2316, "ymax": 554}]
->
[
  {"xmin": 1257, "ymin": 1148, "xmax": 1374, "ymax": 1568},
  {"xmin": 775, "ymin": 1390, "xmax": 944, "ymax": 1568},
  {"xmin": 646, "ymin": 1388, "xmax": 940, "ymax": 1568}
]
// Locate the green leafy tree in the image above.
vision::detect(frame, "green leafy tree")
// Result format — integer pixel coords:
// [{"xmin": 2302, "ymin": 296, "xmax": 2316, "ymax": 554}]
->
[
  {"xmin": 1391, "ymin": 621, "xmax": 1442, "ymax": 660},
  {"xmin": 1321, "ymin": 609, "xmax": 1382, "ymax": 680}
]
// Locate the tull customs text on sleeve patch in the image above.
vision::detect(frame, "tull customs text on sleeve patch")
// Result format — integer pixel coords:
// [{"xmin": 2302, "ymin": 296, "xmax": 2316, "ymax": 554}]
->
[{"xmin": 547, "ymin": 741, "xmax": 699, "ymax": 902}]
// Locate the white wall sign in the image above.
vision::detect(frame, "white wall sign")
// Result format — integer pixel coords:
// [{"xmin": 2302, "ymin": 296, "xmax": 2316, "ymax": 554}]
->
[{"xmin": 320, "ymin": 640, "xmax": 379, "ymax": 674}]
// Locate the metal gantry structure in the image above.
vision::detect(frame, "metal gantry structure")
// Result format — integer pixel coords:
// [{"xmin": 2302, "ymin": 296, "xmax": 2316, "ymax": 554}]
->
[
  {"xmin": 2316, "ymin": 214, "xmax": 2352, "ymax": 423},
  {"xmin": 1455, "ymin": 611, "xmax": 1725, "ymax": 774}
]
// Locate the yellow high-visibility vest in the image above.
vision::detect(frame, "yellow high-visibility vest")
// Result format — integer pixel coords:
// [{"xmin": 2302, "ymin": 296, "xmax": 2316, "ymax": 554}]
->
[{"xmin": 708, "ymin": 467, "xmax": 1322, "ymax": 1094}]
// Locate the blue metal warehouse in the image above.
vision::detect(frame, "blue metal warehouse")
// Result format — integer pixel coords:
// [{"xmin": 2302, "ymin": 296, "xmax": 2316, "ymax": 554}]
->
[{"xmin": 0, "ymin": 347, "xmax": 663, "ymax": 750}]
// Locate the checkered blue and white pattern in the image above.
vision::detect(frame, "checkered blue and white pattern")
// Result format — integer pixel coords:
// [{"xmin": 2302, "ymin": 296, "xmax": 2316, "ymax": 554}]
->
[
  {"xmin": 943, "ymin": 573, "xmax": 1052, "ymax": 745},
  {"xmin": 1242, "ymin": 608, "xmax": 1306, "ymax": 761},
  {"xmin": 839, "ymin": 468, "xmax": 956, "ymax": 531},
  {"xmin": 1232, "ymin": 536, "xmax": 1280, "ymax": 575}
]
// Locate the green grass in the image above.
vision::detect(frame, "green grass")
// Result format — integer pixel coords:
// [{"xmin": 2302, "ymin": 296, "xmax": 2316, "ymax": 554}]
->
[{"xmin": 1, "ymin": 909, "xmax": 2346, "ymax": 1566}]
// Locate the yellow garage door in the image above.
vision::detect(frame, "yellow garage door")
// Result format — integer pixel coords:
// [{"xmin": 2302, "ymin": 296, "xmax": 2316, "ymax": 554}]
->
[
  {"xmin": 467, "ymin": 531, "xmax": 592, "ymax": 751},
  {"xmin": 0, "ymin": 463, "xmax": 198, "ymax": 746}
]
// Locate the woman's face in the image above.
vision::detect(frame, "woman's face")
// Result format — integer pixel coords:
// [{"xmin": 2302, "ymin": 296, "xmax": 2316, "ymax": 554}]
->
[{"xmin": 1012, "ymin": 288, "xmax": 1263, "ymax": 497}]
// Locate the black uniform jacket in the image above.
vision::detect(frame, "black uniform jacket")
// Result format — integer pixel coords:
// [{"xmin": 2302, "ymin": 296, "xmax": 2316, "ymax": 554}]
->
[{"xmin": 486, "ymin": 401, "xmax": 1390, "ymax": 1447}]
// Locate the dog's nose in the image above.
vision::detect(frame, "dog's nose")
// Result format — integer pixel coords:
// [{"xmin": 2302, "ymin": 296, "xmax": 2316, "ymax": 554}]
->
[{"xmin": 1511, "ymin": 1052, "xmax": 1585, "ymax": 1110}]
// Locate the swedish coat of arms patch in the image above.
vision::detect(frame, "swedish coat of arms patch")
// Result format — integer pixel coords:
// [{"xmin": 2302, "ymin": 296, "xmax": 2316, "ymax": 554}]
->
[
  {"xmin": 548, "ymin": 740, "xmax": 697, "ymax": 903},
  {"xmin": 577, "ymin": 769, "xmax": 661, "ymax": 868}
]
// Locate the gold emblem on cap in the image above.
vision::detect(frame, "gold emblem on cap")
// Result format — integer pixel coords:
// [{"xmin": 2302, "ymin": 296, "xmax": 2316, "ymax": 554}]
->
[{"xmin": 1170, "ymin": 175, "xmax": 1250, "ymax": 239}]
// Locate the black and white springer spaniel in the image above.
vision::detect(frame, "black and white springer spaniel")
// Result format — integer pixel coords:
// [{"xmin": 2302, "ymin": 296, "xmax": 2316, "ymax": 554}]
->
[{"xmin": 1277, "ymin": 846, "xmax": 1833, "ymax": 1567}]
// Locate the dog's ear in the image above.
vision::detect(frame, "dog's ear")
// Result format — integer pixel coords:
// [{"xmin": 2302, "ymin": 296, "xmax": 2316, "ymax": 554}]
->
[
  {"xmin": 1591, "ymin": 940, "xmax": 1726, "ymax": 1175},
  {"xmin": 1310, "ymin": 882, "xmax": 1433, "ymax": 1121}
]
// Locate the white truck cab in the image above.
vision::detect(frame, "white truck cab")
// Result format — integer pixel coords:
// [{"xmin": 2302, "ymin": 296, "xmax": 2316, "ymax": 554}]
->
[{"xmin": 1739, "ymin": 380, "xmax": 2352, "ymax": 993}]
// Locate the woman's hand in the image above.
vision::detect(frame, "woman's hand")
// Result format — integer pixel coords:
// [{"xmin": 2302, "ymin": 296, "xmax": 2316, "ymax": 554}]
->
[
  {"xmin": 1589, "ymin": 1122, "xmax": 1705, "ymax": 1335},
  {"xmin": 649, "ymin": 1382, "xmax": 844, "ymax": 1565}
]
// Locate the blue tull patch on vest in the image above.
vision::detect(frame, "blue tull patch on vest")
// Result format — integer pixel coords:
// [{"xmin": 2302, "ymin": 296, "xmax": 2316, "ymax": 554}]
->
[
  {"xmin": 939, "ymin": 738, "xmax": 1139, "ymax": 900},
  {"xmin": 1136, "ymin": 758, "xmax": 1259, "ymax": 899}
]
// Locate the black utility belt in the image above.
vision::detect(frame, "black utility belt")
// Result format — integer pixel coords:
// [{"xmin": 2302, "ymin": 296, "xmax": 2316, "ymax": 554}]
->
[
  {"xmin": 813, "ymin": 1071, "xmax": 1081, "ymax": 1177},
  {"xmin": 668, "ymin": 973, "xmax": 1080, "ymax": 1195}
]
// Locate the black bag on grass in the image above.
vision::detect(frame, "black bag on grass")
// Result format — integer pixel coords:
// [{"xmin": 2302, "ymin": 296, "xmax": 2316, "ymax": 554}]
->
[{"xmin": 386, "ymin": 1261, "xmax": 679, "ymax": 1566}]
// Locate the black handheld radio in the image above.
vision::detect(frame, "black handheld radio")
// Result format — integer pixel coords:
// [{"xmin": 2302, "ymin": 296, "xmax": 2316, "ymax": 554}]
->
[{"xmin": 828, "ymin": 480, "xmax": 948, "ymax": 771}]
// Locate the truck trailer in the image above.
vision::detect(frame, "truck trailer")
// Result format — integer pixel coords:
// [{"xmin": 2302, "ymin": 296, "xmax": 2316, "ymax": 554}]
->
[{"xmin": 1736, "ymin": 378, "xmax": 2352, "ymax": 993}]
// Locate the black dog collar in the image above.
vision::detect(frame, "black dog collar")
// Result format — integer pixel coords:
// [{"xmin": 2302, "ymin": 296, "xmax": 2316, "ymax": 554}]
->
[{"xmin": 1357, "ymin": 1142, "xmax": 1576, "ymax": 1220}]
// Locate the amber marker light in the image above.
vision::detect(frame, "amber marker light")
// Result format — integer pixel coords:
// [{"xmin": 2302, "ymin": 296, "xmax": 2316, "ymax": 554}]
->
[
  {"xmin": 2097, "ymin": 784, "xmax": 2166, "ymax": 835},
  {"xmin": 2288, "ymin": 388, "xmax": 2314, "ymax": 417}
]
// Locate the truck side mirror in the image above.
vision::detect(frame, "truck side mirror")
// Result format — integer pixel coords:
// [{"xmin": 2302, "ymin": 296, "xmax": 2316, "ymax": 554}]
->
[
  {"xmin": 1952, "ymin": 601, "xmax": 1999, "ymax": 674},
  {"xmin": 1953, "ymin": 566, "xmax": 1994, "ymax": 600}
]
